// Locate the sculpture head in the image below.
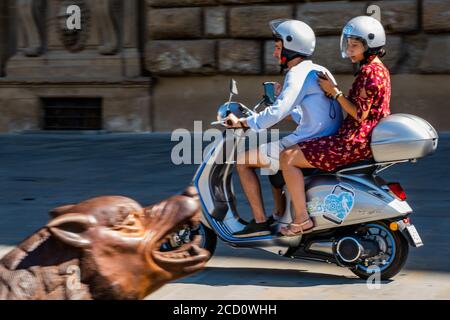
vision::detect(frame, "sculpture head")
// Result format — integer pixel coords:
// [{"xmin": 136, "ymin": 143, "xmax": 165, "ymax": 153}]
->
[{"xmin": 0, "ymin": 187, "xmax": 210, "ymax": 300}]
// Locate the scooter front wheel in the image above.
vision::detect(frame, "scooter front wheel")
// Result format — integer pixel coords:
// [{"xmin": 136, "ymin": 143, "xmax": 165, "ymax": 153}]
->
[
  {"xmin": 192, "ymin": 222, "xmax": 218, "ymax": 259},
  {"xmin": 159, "ymin": 223, "xmax": 217, "ymax": 261},
  {"xmin": 350, "ymin": 221, "xmax": 409, "ymax": 280}
]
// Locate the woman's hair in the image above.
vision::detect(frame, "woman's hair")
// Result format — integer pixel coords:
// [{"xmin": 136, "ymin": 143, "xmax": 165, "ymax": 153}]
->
[
  {"xmin": 359, "ymin": 47, "xmax": 385, "ymax": 69},
  {"xmin": 366, "ymin": 46, "xmax": 386, "ymax": 58}
]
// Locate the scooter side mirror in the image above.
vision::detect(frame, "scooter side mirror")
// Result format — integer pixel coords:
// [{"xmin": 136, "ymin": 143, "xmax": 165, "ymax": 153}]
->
[{"xmin": 230, "ymin": 79, "xmax": 238, "ymax": 96}]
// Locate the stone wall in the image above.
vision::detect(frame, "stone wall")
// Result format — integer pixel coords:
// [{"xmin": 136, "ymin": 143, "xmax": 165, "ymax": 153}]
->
[
  {"xmin": 0, "ymin": 0, "xmax": 152, "ymax": 133},
  {"xmin": 144, "ymin": 0, "xmax": 450, "ymax": 131},
  {"xmin": 0, "ymin": 81, "xmax": 150, "ymax": 132},
  {"xmin": 0, "ymin": 0, "xmax": 449, "ymax": 132},
  {"xmin": 145, "ymin": 0, "xmax": 450, "ymax": 75},
  {"xmin": 0, "ymin": 1, "xmax": 11, "ymax": 77},
  {"xmin": 151, "ymin": 74, "xmax": 450, "ymax": 132}
]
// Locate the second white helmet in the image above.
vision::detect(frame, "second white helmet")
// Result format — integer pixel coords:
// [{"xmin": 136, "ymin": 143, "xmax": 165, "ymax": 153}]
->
[{"xmin": 340, "ymin": 16, "xmax": 386, "ymax": 59}]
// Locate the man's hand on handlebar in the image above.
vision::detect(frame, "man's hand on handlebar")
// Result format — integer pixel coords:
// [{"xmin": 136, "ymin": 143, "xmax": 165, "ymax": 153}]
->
[{"xmin": 224, "ymin": 113, "xmax": 248, "ymax": 128}]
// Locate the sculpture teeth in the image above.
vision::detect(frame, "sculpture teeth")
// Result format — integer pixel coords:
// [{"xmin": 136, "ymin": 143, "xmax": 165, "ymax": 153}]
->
[{"xmin": 193, "ymin": 235, "xmax": 201, "ymax": 245}]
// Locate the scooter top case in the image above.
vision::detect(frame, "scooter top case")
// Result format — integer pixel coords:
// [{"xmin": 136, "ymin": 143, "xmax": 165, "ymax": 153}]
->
[{"xmin": 371, "ymin": 113, "xmax": 438, "ymax": 162}]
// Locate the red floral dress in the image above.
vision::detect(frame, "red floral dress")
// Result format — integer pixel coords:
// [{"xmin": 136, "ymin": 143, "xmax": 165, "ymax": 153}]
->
[{"xmin": 299, "ymin": 61, "xmax": 391, "ymax": 171}]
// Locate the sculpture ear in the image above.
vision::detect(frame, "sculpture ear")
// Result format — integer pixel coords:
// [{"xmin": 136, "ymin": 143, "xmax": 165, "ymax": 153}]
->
[
  {"xmin": 47, "ymin": 213, "xmax": 97, "ymax": 248},
  {"xmin": 49, "ymin": 204, "xmax": 75, "ymax": 218}
]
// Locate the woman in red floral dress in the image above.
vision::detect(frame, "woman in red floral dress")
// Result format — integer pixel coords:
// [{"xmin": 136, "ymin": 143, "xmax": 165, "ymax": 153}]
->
[{"xmin": 280, "ymin": 16, "xmax": 391, "ymax": 236}]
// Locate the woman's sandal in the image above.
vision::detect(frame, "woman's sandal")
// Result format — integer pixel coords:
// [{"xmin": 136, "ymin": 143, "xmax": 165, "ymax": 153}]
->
[{"xmin": 280, "ymin": 218, "xmax": 314, "ymax": 237}]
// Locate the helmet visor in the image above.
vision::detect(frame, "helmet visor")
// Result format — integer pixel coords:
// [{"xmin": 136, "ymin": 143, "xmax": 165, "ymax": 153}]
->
[{"xmin": 269, "ymin": 19, "xmax": 289, "ymax": 39}]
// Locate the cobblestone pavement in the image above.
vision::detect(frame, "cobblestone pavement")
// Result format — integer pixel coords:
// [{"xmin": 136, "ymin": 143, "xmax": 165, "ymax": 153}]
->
[{"xmin": 0, "ymin": 133, "xmax": 449, "ymax": 299}]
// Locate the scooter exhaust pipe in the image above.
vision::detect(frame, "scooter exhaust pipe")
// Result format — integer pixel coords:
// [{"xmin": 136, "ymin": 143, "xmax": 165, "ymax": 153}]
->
[
  {"xmin": 306, "ymin": 237, "xmax": 379, "ymax": 263},
  {"xmin": 336, "ymin": 237, "xmax": 379, "ymax": 263}
]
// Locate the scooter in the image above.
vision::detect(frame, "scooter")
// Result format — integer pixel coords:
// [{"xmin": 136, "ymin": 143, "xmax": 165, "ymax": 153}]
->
[{"xmin": 167, "ymin": 80, "xmax": 438, "ymax": 280}]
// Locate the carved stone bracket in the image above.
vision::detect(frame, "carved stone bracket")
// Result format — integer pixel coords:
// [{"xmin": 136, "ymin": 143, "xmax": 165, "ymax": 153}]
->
[
  {"xmin": 54, "ymin": 0, "xmax": 120, "ymax": 54},
  {"xmin": 123, "ymin": 0, "xmax": 138, "ymax": 49},
  {"xmin": 90, "ymin": 0, "xmax": 119, "ymax": 55},
  {"xmin": 17, "ymin": 0, "xmax": 43, "ymax": 57},
  {"xmin": 6, "ymin": 0, "xmax": 143, "ymax": 79},
  {"xmin": 57, "ymin": 0, "xmax": 90, "ymax": 53}
]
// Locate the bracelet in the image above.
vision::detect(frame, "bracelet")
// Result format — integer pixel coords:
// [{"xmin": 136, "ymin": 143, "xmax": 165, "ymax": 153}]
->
[{"xmin": 333, "ymin": 90, "xmax": 344, "ymax": 100}]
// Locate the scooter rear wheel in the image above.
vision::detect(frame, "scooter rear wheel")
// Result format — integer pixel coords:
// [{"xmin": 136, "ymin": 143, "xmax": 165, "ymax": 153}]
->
[{"xmin": 350, "ymin": 221, "xmax": 409, "ymax": 280}]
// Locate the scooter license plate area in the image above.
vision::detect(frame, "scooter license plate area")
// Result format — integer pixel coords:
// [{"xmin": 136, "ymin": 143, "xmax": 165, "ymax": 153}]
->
[{"xmin": 406, "ymin": 225, "xmax": 423, "ymax": 247}]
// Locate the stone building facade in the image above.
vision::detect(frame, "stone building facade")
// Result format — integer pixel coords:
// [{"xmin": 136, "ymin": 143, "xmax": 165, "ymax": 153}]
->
[
  {"xmin": 0, "ymin": 0, "xmax": 150, "ymax": 132},
  {"xmin": 0, "ymin": 0, "xmax": 449, "ymax": 132}
]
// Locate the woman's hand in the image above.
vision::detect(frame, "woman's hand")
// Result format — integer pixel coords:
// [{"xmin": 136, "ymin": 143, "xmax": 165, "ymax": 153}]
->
[
  {"xmin": 274, "ymin": 82, "xmax": 282, "ymax": 97},
  {"xmin": 224, "ymin": 113, "xmax": 244, "ymax": 128},
  {"xmin": 318, "ymin": 72, "xmax": 339, "ymax": 97}
]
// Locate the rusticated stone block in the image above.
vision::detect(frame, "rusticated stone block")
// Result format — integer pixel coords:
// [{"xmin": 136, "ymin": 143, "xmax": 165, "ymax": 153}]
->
[
  {"xmin": 0, "ymin": 97, "xmax": 40, "ymax": 133},
  {"xmin": 146, "ymin": 40, "xmax": 216, "ymax": 75},
  {"xmin": 0, "ymin": 0, "xmax": 7, "ymax": 77},
  {"xmin": 204, "ymin": 7, "xmax": 227, "ymax": 37},
  {"xmin": 220, "ymin": 0, "xmax": 298, "ymax": 4},
  {"xmin": 423, "ymin": 0, "xmax": 450, "ymax": 33},
  {"xmin": 148, "ymin": 8, "xmax": 202, "ymax": 39},
  {"xmin": 264, "ymin": 40, "xmax": 280, "ymax": 75},
  {"xmin": 382, "ymin": 35, "xmax": 403, "ymax": 72},
  {"xmin": 395, "ymin": 34, "xmax": 427, "ymax": 73},
  {"xmin": 370, "ymin": 0, "xmax": 418, "ymax": 33},
  {"xmin": 148, "ymin": 0, "xmax": 217, "ymax": 7},
  {"xmin": 312, "ymin": 36, "xmax": 353, "ymax": 74},
  {"xmin": 418, "ymin": 36, "xmax": 450, "ymax": 73},
  {"xmin": 230, "ymin": 5, "xmax": 294, "ymax": 38},
  {"xmin": 296, "ymin": 1, "xmax": 366, "ymax": 35},
  {"xmin": 218, "ymin": 40, "xmax": 261, "ymax": 74}
]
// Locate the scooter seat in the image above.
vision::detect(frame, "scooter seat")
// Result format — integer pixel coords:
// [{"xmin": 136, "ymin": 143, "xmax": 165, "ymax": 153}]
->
[
  {"xmin": 268, "ymin": 159, "xmax": 376, "ymax": 189},
  {"xmin": 331, "ymin": 158, "xmax": 375, "ymax": 173}
]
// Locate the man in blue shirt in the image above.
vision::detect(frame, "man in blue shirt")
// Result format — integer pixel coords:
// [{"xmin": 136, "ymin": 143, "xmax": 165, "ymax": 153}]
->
[{"xmin": 225, "ymin": 19, "xmax": 342, "ymax": 237}]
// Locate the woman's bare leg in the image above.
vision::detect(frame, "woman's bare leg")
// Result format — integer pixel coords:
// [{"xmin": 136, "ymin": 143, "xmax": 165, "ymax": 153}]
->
[{"xmin": 279, "ymin": 146, "xmax": 315, "ymax": 231}]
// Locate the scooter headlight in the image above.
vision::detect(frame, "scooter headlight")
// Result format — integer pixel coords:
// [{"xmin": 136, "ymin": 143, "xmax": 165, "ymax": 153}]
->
[
  {"xmin": 217, "ymin": 103, "xmax": 231, "ymax": 122},
  {"xmin": 217, "ymin": 102, "xmax": 250, "ymax": 122}
]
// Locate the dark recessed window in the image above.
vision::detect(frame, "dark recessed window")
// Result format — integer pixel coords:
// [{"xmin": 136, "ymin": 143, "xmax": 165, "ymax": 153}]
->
[{"xmin": 41, "ymin": 98, "xmax": 102, "ymax": 130}]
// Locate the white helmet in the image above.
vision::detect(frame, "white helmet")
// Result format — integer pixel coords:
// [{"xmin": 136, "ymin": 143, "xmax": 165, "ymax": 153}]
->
[
  {"xmin": 340, "ymin": 16, "xmax": 386, "ymax": 59},
  {"xmin": 269, "ymin": 19, "xmax": 316, "ymax": 67}
]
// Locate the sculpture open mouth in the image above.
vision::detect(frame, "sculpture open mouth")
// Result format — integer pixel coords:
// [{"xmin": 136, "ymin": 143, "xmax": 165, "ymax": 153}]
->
[{"xmin": 152, "ymin": 214, "xmax": 210, "ymax": 273}]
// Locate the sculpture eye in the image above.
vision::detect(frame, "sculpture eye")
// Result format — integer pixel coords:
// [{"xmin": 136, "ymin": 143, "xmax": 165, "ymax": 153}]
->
[
  {"xmin": 112, "ymin": 213, "xmax": 144, "ymax": 234},
  {"xmin": 123, "ymin": 214, "xmax": 137, "ymax": 226}
]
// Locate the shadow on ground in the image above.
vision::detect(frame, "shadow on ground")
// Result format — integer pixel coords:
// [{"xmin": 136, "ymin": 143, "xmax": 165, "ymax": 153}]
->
[{"xmin": 172, "ymin": 266, "xmax": 393, "ymax": 288}]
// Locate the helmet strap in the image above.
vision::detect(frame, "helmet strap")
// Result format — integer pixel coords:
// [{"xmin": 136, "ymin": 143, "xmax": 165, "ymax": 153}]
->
[
  {"xmin": 279, "ymin": 56, "xmax": 288, "ymax": 74},
  {"xmin": 279, "ymin": 47, "xmax": 305, "ymax": 72}
]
